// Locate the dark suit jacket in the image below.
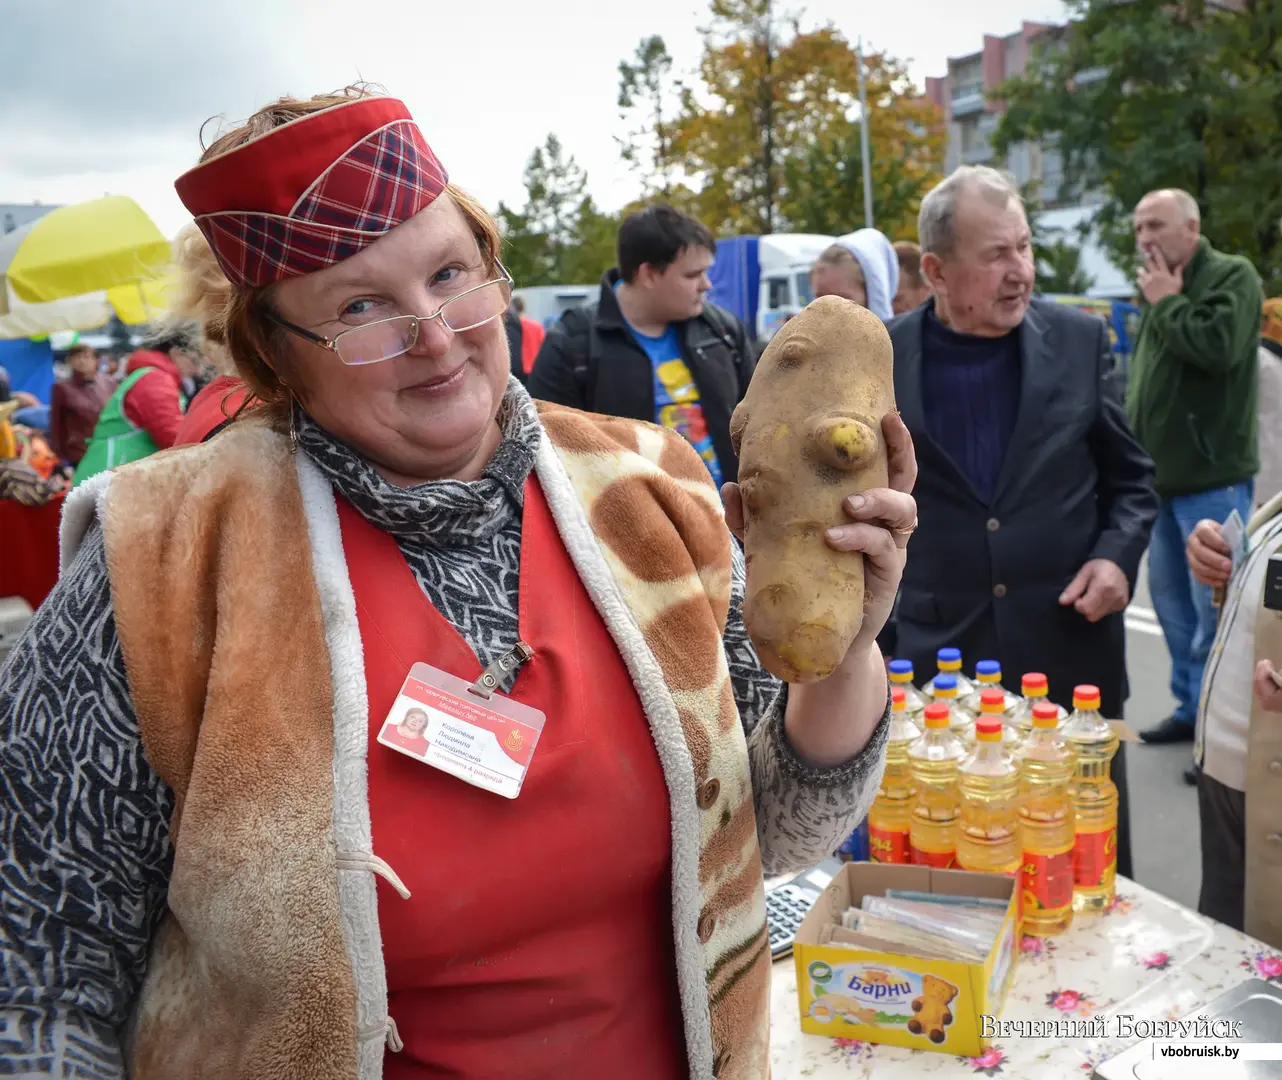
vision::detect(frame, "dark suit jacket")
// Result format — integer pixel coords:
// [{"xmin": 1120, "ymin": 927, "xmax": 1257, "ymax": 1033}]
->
[{"xmin": 889, "ymin": 298, "xmax": 1158, "ymax": 718}]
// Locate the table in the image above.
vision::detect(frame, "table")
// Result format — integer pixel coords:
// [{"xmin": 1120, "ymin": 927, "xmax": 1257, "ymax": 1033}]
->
[
  {"xmin": 770, "ymin": 876, "xmax": 1282, "ymax": 1076},
  {"xmin": 0, "ymin": 491, "xmax": 64, "ymax": 609}
]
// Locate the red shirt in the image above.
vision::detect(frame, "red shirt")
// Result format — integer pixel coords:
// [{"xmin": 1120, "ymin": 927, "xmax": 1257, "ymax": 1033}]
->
[
  {"xmin": 340, "ymin": 476, "xmax": 688, "ymax": 1079},
  {"xmin": 174, "ymin": 376, "xmax": 253, "ymax": 445}
]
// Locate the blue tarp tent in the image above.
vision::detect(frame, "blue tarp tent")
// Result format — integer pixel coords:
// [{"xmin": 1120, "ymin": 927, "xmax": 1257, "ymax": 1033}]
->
[{"xmin": 0, "ymin": 337, "xmax": 55, "ymax": 404}]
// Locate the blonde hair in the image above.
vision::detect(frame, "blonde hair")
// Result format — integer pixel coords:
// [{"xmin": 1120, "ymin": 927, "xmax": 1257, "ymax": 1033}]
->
[
  {"xmin": 172, "ymin": 85, "xmax": 502, "ymax": 423},
  {"xmin": 810, "ymin": 244, "xmax": 865, "ymax": 285}
]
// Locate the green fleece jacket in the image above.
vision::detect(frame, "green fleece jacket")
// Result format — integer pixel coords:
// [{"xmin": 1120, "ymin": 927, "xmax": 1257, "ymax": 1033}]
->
[{"xmin": 1127, "ymin": 236, "xmax": 1262, "ymax": 498}]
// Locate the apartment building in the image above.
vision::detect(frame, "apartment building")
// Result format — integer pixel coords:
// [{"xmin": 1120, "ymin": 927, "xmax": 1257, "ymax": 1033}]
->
[{"xmin": 925, "ymin": 21, "xmax": 1070, "ymax": 207}]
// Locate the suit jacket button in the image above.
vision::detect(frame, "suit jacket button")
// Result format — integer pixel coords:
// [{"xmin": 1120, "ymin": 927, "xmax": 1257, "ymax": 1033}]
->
[
  {"xmin": 1270, "ymin": 760, "xmax": 1282, "ymax": 774},
  {"xmin": 698, "ymin": 912, "xmax": 718, "ymax": 942},
  {"xmin": 993, "ymin": 584, "xmax": 1007, "ymax": 598},
  {"xmin": 714, "ymin": 1049, "xmax": 733, "ymax": 1076},
  {"xmin": 698, "ymin": 778, "xmax": 721, "ymax": 808},
  {"xmin": 986, "ymin": 517, "xmax": 1000, "ymax": 532}
]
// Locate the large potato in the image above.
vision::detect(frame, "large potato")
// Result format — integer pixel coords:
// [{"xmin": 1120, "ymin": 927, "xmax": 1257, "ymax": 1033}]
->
[{"xmin": 729, "ymin": 296, "xmax": 896, "ymax": 683}]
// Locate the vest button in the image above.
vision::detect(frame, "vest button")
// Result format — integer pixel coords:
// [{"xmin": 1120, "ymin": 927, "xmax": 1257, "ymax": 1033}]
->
[
  {"xmin": 1271, "ymin": 760, "xmax": 1282, "ymax": 774},
  {"xmin": 698, "ymin": 778, "xmax": 721, "ymax": 809},
  {"xmin": 1269, "ymin": 833, "xmax": 1282, "ymax": 846},
  {"xmin": 713, "ymin": 1048, "xmax": 733, "ymax": 1076},
  {"xmin": 986, "ymin": 517, "xmax": 1001, "ymax": 532},
  {"xmin": 698, "ymin": 912, "xmax": 717, "ymax": 943},
  {"xmin": 993, "ymin": 584, "xmax": 1007, "ymax": 598}
]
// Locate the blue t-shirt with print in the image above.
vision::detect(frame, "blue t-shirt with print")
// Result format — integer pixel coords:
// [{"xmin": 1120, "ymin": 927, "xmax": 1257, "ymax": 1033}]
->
[{"xmin": 616, "ymin": 292, "xmax": 724, "ymax": 488}]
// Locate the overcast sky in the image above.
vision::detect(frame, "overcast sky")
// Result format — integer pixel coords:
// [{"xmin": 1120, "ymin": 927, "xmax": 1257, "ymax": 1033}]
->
[{"xmin": 1, "ymin": 0, "xmax": 1069, "ymax": 237}]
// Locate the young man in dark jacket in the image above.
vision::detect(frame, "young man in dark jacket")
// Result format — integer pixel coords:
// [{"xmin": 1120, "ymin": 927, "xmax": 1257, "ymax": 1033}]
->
[
  {"xmin": 1128, "ymin": 189, "xmax": 1263, "ymax": 754},
  {"xmin": 528, "ymin": 205, "xmax": 753, "ymax": 485}
]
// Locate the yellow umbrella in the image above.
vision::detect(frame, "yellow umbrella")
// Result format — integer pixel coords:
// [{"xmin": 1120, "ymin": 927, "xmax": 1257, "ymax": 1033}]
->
[
  {"xmin": 0, "ymin": 272, "xmax": 177, "ymax": 340},
  {"xmin": 0, "ymin": 195, "xmax": 171, "ymax": 314}
]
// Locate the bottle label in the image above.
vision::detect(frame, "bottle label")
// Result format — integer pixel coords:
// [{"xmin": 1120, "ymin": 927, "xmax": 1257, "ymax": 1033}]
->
[
  {"xmin": 1022, "ymin": 846, "xmax": 1075, "ymax": 911},
  {"xmin": 869, "ymin": 825, "xmax": 911, "ymax": 864},
  {"xmin": 1073, "ymin": 827, "xmax": 1117, "ymax": 889},
  {"xmin": 910, "ymin": 844, "xmax": 956, "ymax": 869}
]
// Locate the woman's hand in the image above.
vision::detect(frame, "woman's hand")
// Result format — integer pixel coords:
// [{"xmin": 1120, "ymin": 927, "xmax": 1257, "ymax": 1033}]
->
[{"xmin": 1187, "ymin": 519, "xmax": 1232, "ymax": 588}]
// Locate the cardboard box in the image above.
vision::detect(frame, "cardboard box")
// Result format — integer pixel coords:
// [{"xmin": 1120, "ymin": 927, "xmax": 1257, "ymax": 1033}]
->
[{"xmin": 792, "ymin": 863, "xmax": 1019, "ymax": 1057}]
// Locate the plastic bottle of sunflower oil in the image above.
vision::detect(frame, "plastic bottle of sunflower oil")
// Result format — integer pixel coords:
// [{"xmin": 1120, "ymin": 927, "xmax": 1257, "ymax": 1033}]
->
[
  {"xmin": 1016, "ymin": 703, "xmax": 1078, "ymax": 936},
  {"xmin": 1061, "ymin": 685, "xmax": 1119, "ymax": 913},
  {"xmin": 906, "ymin": 703, "xmax": 968, "ymax": 869},
  {"xmin": 926, "ymin": 647, "xmax": 975, "ymax": 700},
  {"xmin": 979, "ymin": 688, "xmax": 1023, "ymax": 751},
  {"xmin": 868, "ymin": 689, "xmax": 920, "ymax": 864},
  {"xmin": 962, "ymin": 660, "xmax": 1021, "ymax": 717},
  {"xmin": 930, "ymin": 674, "xmax": 976, "ymax": 747},
  {"xmin": 955, "ymin": 717, "xmax": 1022, "ymax": 876},
  {"xmin": 1009, "ymin": 672, "xmax": 1067, "ymax": 738},
  {"xmin": 887, "ymin": 659, "xmax": 928, "ymax": 727}
]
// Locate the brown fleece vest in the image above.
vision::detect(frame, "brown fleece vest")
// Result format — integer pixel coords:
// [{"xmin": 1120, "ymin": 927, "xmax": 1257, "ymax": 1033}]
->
[{"xmin": 87, "ymin": 407, "xmax": 769, "ymax": 1079}]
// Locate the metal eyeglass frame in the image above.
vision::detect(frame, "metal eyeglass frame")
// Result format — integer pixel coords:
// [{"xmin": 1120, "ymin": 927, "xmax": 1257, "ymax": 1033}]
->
[{"xmin": 263, "ymin": 262, "xmax": 515, "ymax": 366}]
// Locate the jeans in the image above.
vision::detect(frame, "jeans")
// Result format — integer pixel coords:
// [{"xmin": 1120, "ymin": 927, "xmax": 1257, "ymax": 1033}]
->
[{"xmin": 1147, "ymin": 480, "xmax": 1255, "ymax": 725}]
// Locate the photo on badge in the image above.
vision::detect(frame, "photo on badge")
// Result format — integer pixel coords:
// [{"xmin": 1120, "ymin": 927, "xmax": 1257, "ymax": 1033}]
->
[{"xmin": 378, "ymin": 697, "xmax": 433, "ymax": 761}]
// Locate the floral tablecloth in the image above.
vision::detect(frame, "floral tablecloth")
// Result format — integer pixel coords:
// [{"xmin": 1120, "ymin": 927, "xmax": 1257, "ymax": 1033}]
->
[{"xmin": 769, "ymin": 875, "xmax": 1282, "ymax": 1077}]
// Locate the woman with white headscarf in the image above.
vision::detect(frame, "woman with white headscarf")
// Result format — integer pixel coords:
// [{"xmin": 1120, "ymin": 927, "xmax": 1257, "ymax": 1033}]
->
[{"xmin": 809, "ymin": 228, "xmax": 900, "ymax": 323}]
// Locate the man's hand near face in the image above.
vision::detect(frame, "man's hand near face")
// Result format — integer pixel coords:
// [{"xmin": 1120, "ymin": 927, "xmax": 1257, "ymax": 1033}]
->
[{"xmin": 1137, "ymin": 248, "xmax": 1183, "ymax": 305}]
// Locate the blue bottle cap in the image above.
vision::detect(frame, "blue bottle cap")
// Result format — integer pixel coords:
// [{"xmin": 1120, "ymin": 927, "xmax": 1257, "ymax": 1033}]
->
[
  {"xmin": 975, "ymin": 660, "xmax": 1001, "ymax": 676},
  {"xmin": 888, "ymin": 659, "xmax": 914, "ymax": 676},
  {"xmin": 937, "ymin": 647, "xmax": 962, "ymax": 664},
  {"xmin": 933, "ymin": 674, "xmax": 958, "ymax": 691}
]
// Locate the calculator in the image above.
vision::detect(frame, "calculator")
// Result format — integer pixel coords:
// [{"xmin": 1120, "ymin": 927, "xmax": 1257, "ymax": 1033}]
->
[{"xmin": 766, "ymin": 856, "xmax": 845, "ymax": 959}]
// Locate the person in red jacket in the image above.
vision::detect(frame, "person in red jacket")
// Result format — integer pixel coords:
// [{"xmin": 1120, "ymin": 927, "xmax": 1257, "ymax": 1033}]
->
[
  {"xmin": 174, "ymin": 374, "xmax": 254, "ymax": 445},
  {"xmin": 117, "ymin": 335, "xmax": 202, "ymax": 449}
]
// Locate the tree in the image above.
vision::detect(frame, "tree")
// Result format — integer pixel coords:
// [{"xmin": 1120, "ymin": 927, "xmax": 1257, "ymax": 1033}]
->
[
  {"xmin": 992, "ymin": 0, "xmax": 1282, "ymax": 292},
  {"xmin": 497, "ymin": 135, "xmax": 619, "ymax": 287},
  {"xmin": 667, "ymin": 0, "xmax": 945, "ymax": 238},
  {"xmin": 617, "ymin": 35, "xmax": 680, "ymax": 199}
]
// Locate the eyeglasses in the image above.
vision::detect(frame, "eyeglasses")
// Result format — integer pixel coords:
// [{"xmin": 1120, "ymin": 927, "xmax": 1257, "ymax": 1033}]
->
[{"xmin": 265, "ymin": 264, "xmax": 514, "ymax": 366}]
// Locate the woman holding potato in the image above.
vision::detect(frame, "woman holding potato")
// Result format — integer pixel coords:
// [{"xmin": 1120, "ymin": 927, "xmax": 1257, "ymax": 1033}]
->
[{"xmin": 0, "ymin": 86, "xmax": 916, "ymax": 1080}]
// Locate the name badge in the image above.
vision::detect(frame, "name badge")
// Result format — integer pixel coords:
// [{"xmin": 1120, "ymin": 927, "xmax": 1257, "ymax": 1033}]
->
[{"xmin": 377, "ymin": 644, "xmax": 544, "ymax": 799}]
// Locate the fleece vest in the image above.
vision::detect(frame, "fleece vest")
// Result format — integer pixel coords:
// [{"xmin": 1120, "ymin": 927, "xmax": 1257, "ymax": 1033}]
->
[{"xmin": 61, "ymin": 405, "xmax": 770, "ymax": 1080}]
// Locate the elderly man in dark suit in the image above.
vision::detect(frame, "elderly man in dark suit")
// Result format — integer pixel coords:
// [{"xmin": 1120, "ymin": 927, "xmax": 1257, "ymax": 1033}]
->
[{"xmin": 887, "ymin": 165, "xmax": 1159, "ymax": 879}]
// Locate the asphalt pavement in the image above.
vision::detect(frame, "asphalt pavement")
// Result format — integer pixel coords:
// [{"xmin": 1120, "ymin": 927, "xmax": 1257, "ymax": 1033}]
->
[{"xmin": 1121, "ymin": 558, "xmax": 1201, "ymax": 910}]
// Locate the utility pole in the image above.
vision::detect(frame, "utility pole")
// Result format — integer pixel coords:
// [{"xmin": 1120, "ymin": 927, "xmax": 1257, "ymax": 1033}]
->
[
  {"xmin": 761, "ymin": 0, "xmax": 776, "ymax": 233},
  {"xmin": 856, "ymin": 36, "xmax": 874, "ymax": 229}
]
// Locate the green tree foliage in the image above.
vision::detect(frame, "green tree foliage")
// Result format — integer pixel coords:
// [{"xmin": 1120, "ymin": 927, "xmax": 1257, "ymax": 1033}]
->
[
  {"xmin": 669, "ymin": 0, "xmax": 945, "ymax": 238},
  {"xmin": 497, "ymin": 135, "xmax": 620, "ymax": 287},
  {"xmin": 992, "ymin": 0, "xmax": 1282, "ymax": 292}
]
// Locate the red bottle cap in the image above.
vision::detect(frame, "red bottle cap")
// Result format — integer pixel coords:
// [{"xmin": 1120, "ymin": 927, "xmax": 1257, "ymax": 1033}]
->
[
  {"xmin": 975, "ymin": 717, "xmax": 1003, "ymax": 740},
  {"xmin": 1021, "ymin": 672, "xmax": 1048, "ymax": 693},
  {"xmin": 980, "ymin": 688, "xmax": 1006, "ymax": 713},
  {"xmin": 923, "ymin": 702, "xmax": 950, "ymax": 728},
  {"xmin": 1032, "ymin": 702, "xmax": 1060, "ymax": 727},
  {"xmin": 1072, "ymin": 684, "xmax": 1102, "ymax": 710},
  {"xmin": 891, "ymin": 687, "xmax": 907, "ymax": 708}
]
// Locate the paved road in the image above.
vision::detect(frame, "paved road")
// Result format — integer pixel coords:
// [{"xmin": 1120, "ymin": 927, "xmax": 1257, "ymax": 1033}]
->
[{"xmin": 1122, "ymin": 558, "xmax": 1201, "ymax": 910}]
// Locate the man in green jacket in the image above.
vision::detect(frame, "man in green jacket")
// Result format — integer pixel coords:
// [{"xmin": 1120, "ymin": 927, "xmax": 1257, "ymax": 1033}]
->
[{"xmin": 1127, "ymin": 188, "xmax": 1262, "ymax": 756}]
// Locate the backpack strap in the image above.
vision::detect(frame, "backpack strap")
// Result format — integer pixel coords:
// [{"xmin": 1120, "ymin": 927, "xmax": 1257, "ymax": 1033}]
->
[{"xmin": 563, "ymin": 306, "xmax": 600, "ymax": 411}]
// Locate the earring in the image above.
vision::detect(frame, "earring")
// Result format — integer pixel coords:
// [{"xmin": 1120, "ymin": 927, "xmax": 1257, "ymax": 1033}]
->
[{"xmin": 287, "ymin": 393, "xmax": 298, "ymax": 455}]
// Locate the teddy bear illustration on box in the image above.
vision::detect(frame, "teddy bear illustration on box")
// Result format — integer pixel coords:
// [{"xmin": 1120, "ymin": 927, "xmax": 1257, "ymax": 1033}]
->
[{"xmin": 906, "ymin": 974, "xmax": 959, "ymax": 1043}]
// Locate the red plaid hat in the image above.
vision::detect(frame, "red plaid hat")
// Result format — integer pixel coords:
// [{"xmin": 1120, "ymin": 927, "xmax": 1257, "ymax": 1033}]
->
[{"xmin": 175, "ymin": 96, "xmax": 448, "ymax": 288}]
